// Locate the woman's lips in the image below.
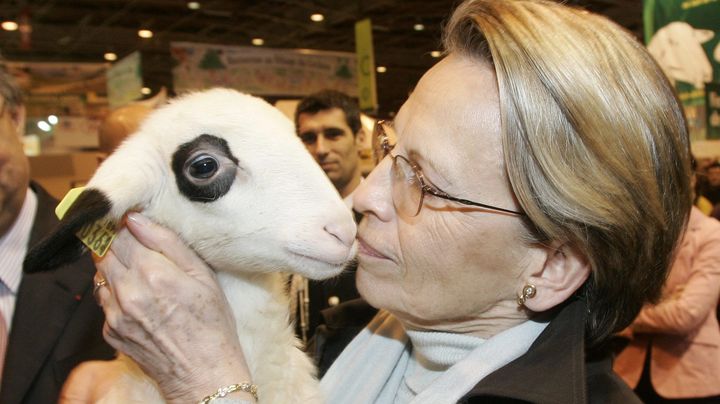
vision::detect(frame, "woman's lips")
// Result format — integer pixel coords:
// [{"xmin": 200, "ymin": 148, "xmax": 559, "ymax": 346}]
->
[{"xmin": 357, "ymin": 236, "xmax": 388, "ymax": 260}]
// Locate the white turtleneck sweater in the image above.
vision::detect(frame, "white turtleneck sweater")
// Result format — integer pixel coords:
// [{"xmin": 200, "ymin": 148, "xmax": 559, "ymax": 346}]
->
[
  {"xmin": 395, "ymin": 330, "xmax": 485, "ymax": 402},
  {"xmin": 321, "ymin": 310, "xmax": 549, "ymax": 404}
]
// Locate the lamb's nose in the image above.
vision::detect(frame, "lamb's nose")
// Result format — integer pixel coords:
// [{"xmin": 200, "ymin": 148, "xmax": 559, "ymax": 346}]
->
[{"xmin": 324, "ymin": 216, "xmax": 357, "ymax": 248}]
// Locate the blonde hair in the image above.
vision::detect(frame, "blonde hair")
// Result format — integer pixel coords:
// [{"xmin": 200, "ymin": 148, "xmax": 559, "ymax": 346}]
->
[{"xmin": 444, "ymin": 0, "xmax": 691, "ymax": 346}]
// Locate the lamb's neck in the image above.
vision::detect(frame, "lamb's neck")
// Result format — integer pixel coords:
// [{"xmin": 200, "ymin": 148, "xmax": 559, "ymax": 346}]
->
[
  {"xmin": 215, "ymin": 271, "xmax": 296, "ymax": 376},
  {"xmin": 216, "ymin": 271, "xmax": 288, "ymax": 323}
]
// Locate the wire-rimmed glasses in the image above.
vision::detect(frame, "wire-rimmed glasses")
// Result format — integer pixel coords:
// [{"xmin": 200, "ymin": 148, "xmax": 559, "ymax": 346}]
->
[{"xmin": 372, "ymin": 120, "xmax": 525, "ymax": 217}]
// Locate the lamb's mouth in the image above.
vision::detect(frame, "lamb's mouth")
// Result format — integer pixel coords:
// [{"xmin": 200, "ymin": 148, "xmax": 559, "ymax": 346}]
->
[{"xmin": 288, "ymin": 251, "xmax": 349, "ymax": 268}]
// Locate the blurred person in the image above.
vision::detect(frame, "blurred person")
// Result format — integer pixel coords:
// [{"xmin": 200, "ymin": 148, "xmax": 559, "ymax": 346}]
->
[
  {"xmin": 613, "ymin": 193, "xmax": 720, "ymax": 402},
  {"xmin": 0, "ymin": 66, "xmax": 114, "ymax": 403},
  {"xmin": 291, "ymin": 90, "xmax": 365, "ymax": 344},
  {"xmin": 68, "ymin": 0, "xmax": 691, "ymax": 402},
  {"xmin": 691, "ymin": 155, "xmax": 714, "ymax": 215},
  {"xmin": 698, "ymin": 161, "xmax": 720, "ymax": 206},
  {"xmin": 98, "ymin": 88, "xmax": 167, "ymax": 156}
]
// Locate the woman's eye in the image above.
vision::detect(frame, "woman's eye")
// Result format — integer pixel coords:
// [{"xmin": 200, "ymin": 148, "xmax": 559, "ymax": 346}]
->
[{"xmin": 188, "ymin": 156, "xmax": 218, "ymax": 179}]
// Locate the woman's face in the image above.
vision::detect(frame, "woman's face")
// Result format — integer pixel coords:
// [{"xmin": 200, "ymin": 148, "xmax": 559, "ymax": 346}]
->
[{"xmin": 353, "ymin": 54, "xmax": 546, "ymax": 334}]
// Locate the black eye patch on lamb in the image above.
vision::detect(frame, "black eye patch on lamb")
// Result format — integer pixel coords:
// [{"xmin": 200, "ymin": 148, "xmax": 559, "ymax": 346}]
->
[{"xmin": 172, "ymin": 134, "xmax": 239, "ymax": 202}]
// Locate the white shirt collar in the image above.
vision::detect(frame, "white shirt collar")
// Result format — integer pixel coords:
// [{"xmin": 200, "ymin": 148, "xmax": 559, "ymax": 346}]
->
[{"xmin": 0, "ymin": 188, "xmax": 38, "ymax": 293}]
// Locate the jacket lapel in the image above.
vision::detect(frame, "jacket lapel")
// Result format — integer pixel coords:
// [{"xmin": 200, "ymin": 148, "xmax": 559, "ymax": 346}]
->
[{"xmin": 461, "ymin": 299, "xmax": 588, "ymax": 404}]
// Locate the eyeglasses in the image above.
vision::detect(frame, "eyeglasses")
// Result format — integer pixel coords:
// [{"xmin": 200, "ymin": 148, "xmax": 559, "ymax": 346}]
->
[{"xmin": 372, "ymin": 120, "xmax": 525, "ymax": 217}]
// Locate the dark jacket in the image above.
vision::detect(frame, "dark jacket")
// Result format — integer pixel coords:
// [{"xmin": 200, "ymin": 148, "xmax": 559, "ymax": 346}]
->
[
  {"xmin": 0, "ymin": 183, "xmax": 116, "ymax": 404},
  {"xmin": 312, "ymin": 298, "xmax": 640, "ymax": 404}
]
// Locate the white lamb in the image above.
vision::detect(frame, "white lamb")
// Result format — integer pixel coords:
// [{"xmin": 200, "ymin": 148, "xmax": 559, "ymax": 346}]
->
[{"xmin": 24, "ymin": 88, "xmax": 358, "ymax": 403}]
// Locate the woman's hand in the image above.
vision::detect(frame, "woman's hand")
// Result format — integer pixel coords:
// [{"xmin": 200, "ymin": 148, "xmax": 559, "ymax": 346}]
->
[{"xmin": 94, "ymin": 212, "xmax": 253, "ymax": 403}]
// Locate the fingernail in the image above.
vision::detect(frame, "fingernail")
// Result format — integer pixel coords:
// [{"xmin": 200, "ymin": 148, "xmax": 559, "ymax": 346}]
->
[{"xmin": 127, "ymin": 212, "xmax": 149, "ymax": 226}]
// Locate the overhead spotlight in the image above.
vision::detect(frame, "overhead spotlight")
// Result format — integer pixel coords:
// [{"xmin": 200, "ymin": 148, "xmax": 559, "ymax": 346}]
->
[
  {"xmin": 310, "ymin": 13, "xmax": 324, "ymax": 22},
  {"xmin": 1, "ymin": 21, "xmax": 18, "ymax": 31},
  {"xmin": 48, "ymin": 115, "xmax": 59, "ymax": 125},
  {"xmin": 187, "ymin": 1, "xmax": 201, "ymax": 10},
  {"xmin": 251, "ymin": 38, "xmax": 264, "ymax": 46},
  {"xmin": 413, "ymin": 23, "xmax": 425, "ymax": 31},
  {"xmin": 141, "ymin": 87, "xmax": 151, "ymax": 95},
  {"xmin": 37, "ymin": 121, "xmax": 51, "ymax": 132},
  {"xmin": 376, "ymin": 66, "xmax": 387, "ymax": 73},
  {"xmin": 138, "ymin": 29, "xmax": 153, "ymax": 39},
  {"xmin": 104, "ymin": 52, "xmax": 118, "ymax": 61},
  {"xmin": 430, "ymin": 50, "xmax": 442, "ymax": 58}
]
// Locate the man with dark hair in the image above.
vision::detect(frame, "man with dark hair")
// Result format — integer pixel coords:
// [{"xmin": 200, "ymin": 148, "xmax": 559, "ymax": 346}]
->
[
  {"xmin": 295, "ymin": 89, "xmax": 365, "ymax": 203},
  {"xmin": 0, "ymin": 66, "xmax": 114, "ymax": 403},
  {"xmin": 292, "ymin": 90, "xmax": 365, "ymax": 344}
]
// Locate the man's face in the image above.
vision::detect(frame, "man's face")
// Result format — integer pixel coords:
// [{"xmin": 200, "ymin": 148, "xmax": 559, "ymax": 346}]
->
[
  {"xmin": 297, "ymin": 107, "xmax": 361, "ymax": 192},
  {"xmin": 0, "ymin": 98, "xmax": 30, "ymax": 236},
  {"xmin": 708, "ymin": 167, "xmax": 720, "ymax": 187}
]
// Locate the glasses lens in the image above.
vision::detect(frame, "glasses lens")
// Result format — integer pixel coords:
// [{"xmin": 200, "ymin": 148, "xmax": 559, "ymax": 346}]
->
[{"xmin": 392, "ymin": 155, "xmax": 423, "ymax": 217}]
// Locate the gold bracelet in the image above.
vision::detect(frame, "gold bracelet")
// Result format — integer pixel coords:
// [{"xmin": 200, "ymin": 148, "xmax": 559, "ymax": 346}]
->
[{"xmin": 197, "ymin": 382, "xmax": 258, "ymax": 403}]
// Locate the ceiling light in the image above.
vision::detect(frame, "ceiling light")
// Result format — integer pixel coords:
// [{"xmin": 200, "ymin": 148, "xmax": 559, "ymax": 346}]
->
[
  {"xmin": 310, "ymin": 13, "xmax": 324, "ymax": 22},
  {"xmin": 430, "ymin": 51, "xmax": 442, "ymax": 58},
  {"xmin": 104, "ymin": 52, "xmax": 118, "ymax": 61},
  {"xmin": 141, "ymin": 87, "xmax": 151, "ymax": 95},
  {"xmin": 37, "ymin": 121, "xmax": 51, "ymax": 132},
  {"xmin": 48, "ymin": 115, "xmax": 59, "ymax": 125},
  {"xmin": 376, "ymin": 66, "xmax": 387, "ymax": 73},
  {"xmin": 1, "ymin": 21, "xmax": 18, "ymax": 31},
  {"xmin": 138, "ymin": 29, "xmax": 153, "ymax": 39},
  {"xmin": 187, "ymin": 1, "xmax": 201, "ymax": 10},
  {"xmin": 251, "ymin": 38, "xmax": 264, "ymax": 46},
  {"xmin": 413, "ymin": 23, "xmax": 425, "ymax": 31}
]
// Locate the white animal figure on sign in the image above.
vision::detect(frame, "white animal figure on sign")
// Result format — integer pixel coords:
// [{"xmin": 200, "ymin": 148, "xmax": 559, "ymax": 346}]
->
[
  {"xmin": 24, "ymin": 88, "xmax": 358, "ymax": 403},
  {"xmin": 648, "ymin": 21, "xmax": 714, "ymax": 89}
]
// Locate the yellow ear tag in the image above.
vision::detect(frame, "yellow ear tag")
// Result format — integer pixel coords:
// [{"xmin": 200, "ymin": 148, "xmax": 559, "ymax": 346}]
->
[{"xmin": 55, "ymin": 186, "xmax": 118, "ymax": 257}]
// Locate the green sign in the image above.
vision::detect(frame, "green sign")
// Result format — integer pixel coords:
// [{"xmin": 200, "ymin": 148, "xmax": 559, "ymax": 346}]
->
[
  {"xmin": 644, "ymin": 0, "xmax": 720, "ymax": 140},
  {"xmin": 355, "ymin": 18, "xmax": 378, "ymax": 112},
  {"xmin": 707, "ymin": 82, "xmax": 720, "ymax": 139},
  {"xmin": 106, "ymin": 52, "xmax": 143, "ymax": 109}
]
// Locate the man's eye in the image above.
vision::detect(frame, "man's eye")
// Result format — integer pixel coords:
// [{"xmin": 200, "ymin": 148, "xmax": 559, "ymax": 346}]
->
[
  {"xmin": 299, "ymin": 132, "xmax": 317, "ymax": 144},
  {"xmin": 323, "ymin": 128, "xmax": 345, "ymax": 139}
]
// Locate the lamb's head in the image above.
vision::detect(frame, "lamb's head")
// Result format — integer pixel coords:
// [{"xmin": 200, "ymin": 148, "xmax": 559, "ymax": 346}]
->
[{"xmin": 25, "ymin": 88, "xmax": 357, "ymax": 280}]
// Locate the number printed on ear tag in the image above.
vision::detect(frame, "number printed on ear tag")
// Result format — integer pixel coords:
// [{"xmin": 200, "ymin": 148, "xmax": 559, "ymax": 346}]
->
[
  {"xmin": 56, "ymin": 186, "xmax": 118, "ymax": 257},
  {"xmin": 75, "ymin": 218, "xmax": 117, "ymax": 257}
]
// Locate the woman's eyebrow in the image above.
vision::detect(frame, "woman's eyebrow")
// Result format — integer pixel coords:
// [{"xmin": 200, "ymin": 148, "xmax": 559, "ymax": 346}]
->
[{"xmin": 407, "ymin": 149, "xmax": 454, "ymax": 188}]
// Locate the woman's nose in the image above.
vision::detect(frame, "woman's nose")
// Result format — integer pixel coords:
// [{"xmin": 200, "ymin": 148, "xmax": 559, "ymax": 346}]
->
[{"xmin": 352, "ymin": 157, "xmax": 394, "ymax": 222}]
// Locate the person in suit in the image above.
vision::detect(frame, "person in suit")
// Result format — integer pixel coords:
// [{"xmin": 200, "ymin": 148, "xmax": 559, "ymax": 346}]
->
[
  {"xmin": 0, "ymin": 65, "xmax": 115, "ymax": 403},
  {"xmin": 291, "ymin": 90, "xmax": 366, "ymax": 344},
  {"xmin": 613, "ymin": 205, "xmax": 720, "ymax": 401}
]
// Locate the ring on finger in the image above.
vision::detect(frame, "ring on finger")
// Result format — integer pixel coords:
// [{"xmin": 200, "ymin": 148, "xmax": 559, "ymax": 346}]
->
[{"xmin": 93, "ymin": 278, "xmax": 108, "ymax": 295}]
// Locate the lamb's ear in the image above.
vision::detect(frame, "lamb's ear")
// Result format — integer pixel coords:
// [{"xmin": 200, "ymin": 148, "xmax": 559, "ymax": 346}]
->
[{"xmin": 24, "ymin": 188, "xmax": 112, "ymax": 273}]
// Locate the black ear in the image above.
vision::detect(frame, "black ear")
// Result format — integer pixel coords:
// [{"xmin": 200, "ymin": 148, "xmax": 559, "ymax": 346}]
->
[{"xmin": 24, "ymin": 189, "xmax": 113, "ymax": 273}]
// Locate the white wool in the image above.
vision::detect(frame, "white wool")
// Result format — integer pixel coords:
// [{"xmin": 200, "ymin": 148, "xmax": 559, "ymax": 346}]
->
[{"xmin": 85, "ymin": 88, "xmax": 356, "ymax": 403}]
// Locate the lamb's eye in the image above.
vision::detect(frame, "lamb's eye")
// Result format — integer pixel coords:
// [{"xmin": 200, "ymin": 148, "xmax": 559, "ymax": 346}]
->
[{"xmin": 188, "ymin": 155, "xmax": 218, "ymax": 179}]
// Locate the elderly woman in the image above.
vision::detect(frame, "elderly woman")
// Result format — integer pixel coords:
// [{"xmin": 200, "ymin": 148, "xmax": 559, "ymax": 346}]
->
[{"xmin": 76, "ymin": 0, "xmax": 690, "ymax": 403}]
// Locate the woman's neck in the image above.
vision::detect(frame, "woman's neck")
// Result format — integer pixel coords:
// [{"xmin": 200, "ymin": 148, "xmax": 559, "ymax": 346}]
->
[{"xmin": 394, "ymin": 299, "xmax": 530, "ymax": 339}]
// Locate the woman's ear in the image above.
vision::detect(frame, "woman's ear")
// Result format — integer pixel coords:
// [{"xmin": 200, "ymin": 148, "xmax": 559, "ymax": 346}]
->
[{"xmin": 522, "ymin": 242, "xmax": 590, "ymax": 312}]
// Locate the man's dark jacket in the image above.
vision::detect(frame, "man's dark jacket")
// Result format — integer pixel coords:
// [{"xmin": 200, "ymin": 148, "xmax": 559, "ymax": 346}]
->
[
  {"xmin": 0, "ymin": 183, "xmax": 115, "ymax": 404},
  {"xmin": 312, "ymin": 298, "xmax": 640, "ymax": 404}
]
